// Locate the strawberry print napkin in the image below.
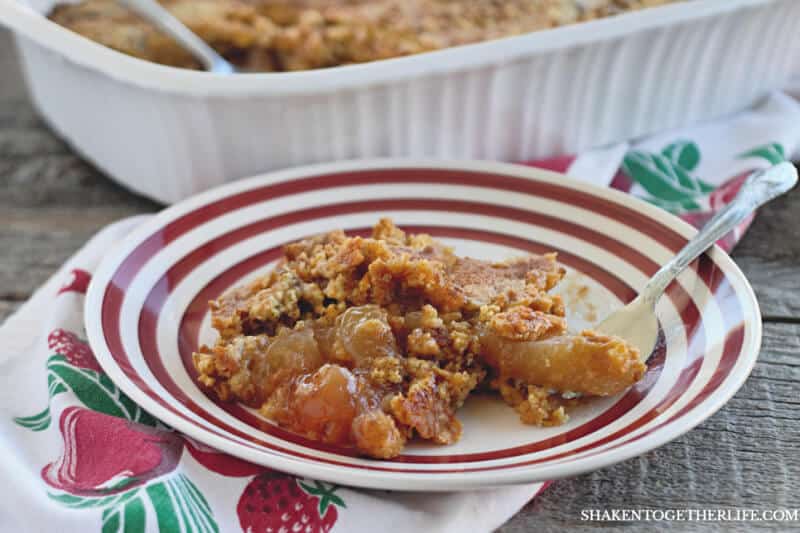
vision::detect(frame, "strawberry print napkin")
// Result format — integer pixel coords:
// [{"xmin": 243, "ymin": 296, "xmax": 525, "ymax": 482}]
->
[{"xmin": 1, "ymin": 91, "xmax": 798, "ymax": 533}]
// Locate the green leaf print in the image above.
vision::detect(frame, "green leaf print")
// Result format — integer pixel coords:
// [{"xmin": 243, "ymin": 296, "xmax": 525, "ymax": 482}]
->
[
  {"xmin": 623, "ymin": 150, "xmax": 704, "ymax": 202},
  {"xmin": 662, "ymin": 140, "xmax": 701, "ymax": 172},
  {"xmin": 299, "ymin": 480, "xmax": 347, "ymax": 516},
  {"xmin": 622, "ymin": 141, "xmax": 722, "ymax": 214},
  {"xmin": 651, "ymin": 152, "xmax": 699, "ymax": 192},
  {"xmin": 50, "ymin": 478, "xmax": 218, "ymax": 533},
  {"xmin": 102, "ymin": 507, "xmax": 121, "ymax": 533},
  {"xmin": 146, "ymin": 483, "xmax": 180, "ymax": 532},
  {"xmin": 48, "ymin": 489, "xmax": 141, "ymax": 510},
  {"xmin": 738, "ymin": 142, "xmax": 786, "ymax": 165},
  {"xmin": 176, "ymin": 474, "xmax": 217, "ymax": 532},
  {"xmin": 14, "ymin": 355, "xmax": 157, "ymax": 431},
  {"xmin": 101, "ymin": 496, "xmax": 146, "ymax": 533},
  {"xmin": 46, "ymin": 356, "xmax": 157, "ymax": 425},
  {"xmin": 13, "ymin": 407, "xmax": 52, "ymax": 431},
  {"xmin": 51, "ymin": 478, "xmax": 218, "ymax": 532},
  {"xmin": 147, "ymin": 477, "xmax": 219, "ymax": 533},
  {"xmin": 122, "ymin": 496, "xmax": 146, "ymax": 533}
]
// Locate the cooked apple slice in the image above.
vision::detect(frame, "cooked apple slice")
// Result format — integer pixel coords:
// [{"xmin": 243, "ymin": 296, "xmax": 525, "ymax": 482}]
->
[{"xmin": 480, "ymin": 330, "xmax": 645, "ymax": 396}]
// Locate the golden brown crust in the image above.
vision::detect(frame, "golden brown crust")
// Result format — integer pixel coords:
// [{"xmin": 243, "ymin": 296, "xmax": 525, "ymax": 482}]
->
[
  {"xmin": 497, "ymin": 381, "xmax": 569, "ymax": 426},
  {"xmin": 351, "ymin": 410, "xmax": 406, "ymax": 458},
  {"xmin": 50, "ymin": 0, "xmax": 279, "ymax": 70},
  {"xmin": 49, "ymin": 0, "xmax": 681, "ymax": 71},
  {"xmin": 193, "ymin": 218, "xmax": 645, "ymax": 458},
  {"xmin": 488, "ymin": 305, "xmax": 567, "ymax": 342}
]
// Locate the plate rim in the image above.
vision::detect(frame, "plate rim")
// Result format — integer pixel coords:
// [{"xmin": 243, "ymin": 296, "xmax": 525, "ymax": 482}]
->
[{"xmin": 84, "ymin": 158, "xmax": 762, "ymax": 491}]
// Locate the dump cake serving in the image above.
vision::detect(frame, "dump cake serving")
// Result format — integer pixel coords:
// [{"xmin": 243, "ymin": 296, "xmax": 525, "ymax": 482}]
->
[
  {"xmin": 50, "ymin": 0, "xmax": 682, "ymax": 71},
  {"xmin": 193, "ymin": 219, "xmax": 645, "ymax": 458}
]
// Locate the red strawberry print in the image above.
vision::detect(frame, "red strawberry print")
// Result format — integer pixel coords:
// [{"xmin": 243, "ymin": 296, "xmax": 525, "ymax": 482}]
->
[
  {"xmin": 57, "ymin": 269, "xmax": 91, "ymax": 295},
  {"xmin": 238, "ymin": 472, "xmax": 344, "ymax": 533},
  {"xmin": 184, "ymin": 437, "xmax": 265, "ymax": 477},
  {"xmin": 42, "ymin": 407, "xmax": 183, "ymax": 497},
  {"xmin": 48, "ymin": 329, "xmax": 102, "ymax": 373}
]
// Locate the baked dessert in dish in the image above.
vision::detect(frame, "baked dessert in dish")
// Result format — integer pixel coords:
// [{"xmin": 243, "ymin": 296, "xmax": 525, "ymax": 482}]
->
[
  {"xmin": 49, "ymin": 0, "xmax": 683, "ymax": 72},
  {"xmin": 193, "ymin": 219, "xmax": 646, "ymax": 458}
]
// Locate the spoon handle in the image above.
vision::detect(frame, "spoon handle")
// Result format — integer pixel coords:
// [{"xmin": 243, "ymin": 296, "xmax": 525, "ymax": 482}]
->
[
  {"xmin": 638, "ymin": 161, "xmax": 797, "ymax": 307},
  {"xmin": 118, "ymin": 0, "xmax": 234, "ymax": 73}
]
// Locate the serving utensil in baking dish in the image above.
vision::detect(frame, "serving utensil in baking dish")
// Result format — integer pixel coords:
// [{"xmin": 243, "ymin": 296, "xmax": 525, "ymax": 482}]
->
[
  {"xmin": 118, "ymin": 0, "xmax": 236, "ymax": 74},
  {"xmin": 598, "ymin": 162, "xmax": 797, "ymax": 360}
]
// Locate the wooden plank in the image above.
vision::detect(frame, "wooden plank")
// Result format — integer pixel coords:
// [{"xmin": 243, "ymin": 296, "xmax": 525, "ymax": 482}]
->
[
  {"xmin": 732, "ymin": 257, "xmax": 800, "ymax": 319},
  {"xmin": 0, "ymin": 30, "xmax": 25, "ymax": 102},
  {"xmin": 732, "ymin": 184, "xmax": 800, "ymax": 262},
  {"xmin": 500, "ymin": 322, "xmax": 800, "ymax": 532},
  {"xmin": 0, "ymin": 207, "xmax": 153, "ymax": 299},
  {"xmin": 731, "ymin": 182, "xmax": 800, "ymax": 319}
]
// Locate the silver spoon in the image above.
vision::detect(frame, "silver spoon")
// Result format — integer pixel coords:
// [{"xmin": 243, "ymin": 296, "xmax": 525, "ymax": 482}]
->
[
  {"xmin": 597, "ymin": 161, "xmax": 797, "ymax": 361},
  {"xmin": 118, "ymin": 0, "xmax": 236, "ymax": 73}
]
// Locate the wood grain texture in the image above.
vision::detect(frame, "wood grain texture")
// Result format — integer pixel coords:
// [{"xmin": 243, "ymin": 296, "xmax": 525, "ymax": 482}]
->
[
  {"xmin": 0, "ymin": 31, "xmax": 24, "ymax": 103},
  {"xmin": 0, "ymin": 29, "xmax": 797, "ymax": 532},
  {"xmin": 500, "ymin": 322, "xmax": 800, "ymax": 532},
  {"xmin": 0, "ymin": 207, "xmax": 152, "ymax": 299},
  {"xmin": 733, "ymin": 257, "xmax": 800, "ymax": 319},
  {"xmin": 732, "ymin": 186, "xmax": 800, "ymax": 263},
  {"xmin": 732, "ymin": 184, "xmax": 800, "ymax": 320}
]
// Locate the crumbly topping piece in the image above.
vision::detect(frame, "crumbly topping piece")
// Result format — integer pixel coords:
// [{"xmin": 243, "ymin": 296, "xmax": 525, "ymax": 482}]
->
[
  {"xmin": 488, "ymin": 305, "xmax": 567, "ymax": 341},
  {"xmin": 351, "ymin": 410, "xmax": 406, "ymax": 459},
  {"xmin": 497, "ymin": 380, "xmax": 569, "ymax": 426},
  {"xmin": 193, "ymin": 335, "xmax": 273, "ymax": 404},
  {"xmin": 448, "ymin": 254, "xmax": 564, "ymax": 307},
  {"xmin": 389, "ymin": 369, "xmax": 468, "ymax": 445},
  {"xmin": 210, "ymin": 267, "xmax": 330, "ymax": 339}
]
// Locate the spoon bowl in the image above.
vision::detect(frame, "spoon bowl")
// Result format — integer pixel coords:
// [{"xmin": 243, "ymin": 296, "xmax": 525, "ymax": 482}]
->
[{"xmin": 596, "ymin": 296, "xmax": 660, "ymax": 360}]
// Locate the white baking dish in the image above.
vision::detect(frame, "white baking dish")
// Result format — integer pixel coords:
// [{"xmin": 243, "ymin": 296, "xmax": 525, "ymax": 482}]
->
[{"xmin": 2, "ymin": 0, "xmax": 799, "ymax": 204}]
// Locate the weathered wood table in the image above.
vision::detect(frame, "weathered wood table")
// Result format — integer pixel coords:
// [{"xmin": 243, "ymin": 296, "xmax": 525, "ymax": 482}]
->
[{"xmin": 1, "ymin": 30, "xmax": 797, "ymax": 531}]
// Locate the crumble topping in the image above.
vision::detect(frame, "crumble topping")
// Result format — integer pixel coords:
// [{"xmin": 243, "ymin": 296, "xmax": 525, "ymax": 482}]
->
[
  {"xmin": 192, "ymin": 219, "xmax": 645, "ymax": 458},
  {"xmin": 50, "ymin": 0, "xmax": 682, "ymax": 71}
]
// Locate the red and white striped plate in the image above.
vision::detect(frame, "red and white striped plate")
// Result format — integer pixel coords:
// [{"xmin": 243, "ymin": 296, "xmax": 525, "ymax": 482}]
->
[{"xmin": 85, "ymin": 160, "xmax": 761, "ymax": 491}]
